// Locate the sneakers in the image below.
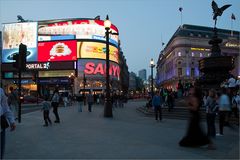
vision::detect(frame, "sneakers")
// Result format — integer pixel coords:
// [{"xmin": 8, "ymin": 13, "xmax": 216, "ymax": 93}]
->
[
  {"xmin": 207, "ymin": 145, "xmax": 216, "ymax": 150},
  {"xmin": 216, "ymin": 133, "xmax": 223, "ymax": 136}
]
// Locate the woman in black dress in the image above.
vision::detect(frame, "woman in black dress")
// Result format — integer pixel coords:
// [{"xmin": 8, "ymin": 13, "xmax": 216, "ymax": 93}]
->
[{"xmin": 179, "ymin": 86, "xmax": 212, "ymax": 148}]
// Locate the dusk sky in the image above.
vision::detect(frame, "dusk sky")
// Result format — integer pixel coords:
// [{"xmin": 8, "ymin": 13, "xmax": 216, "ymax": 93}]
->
[{"xmin": 1, "ymin": 0, "xmax": 240, "ymax": 77}]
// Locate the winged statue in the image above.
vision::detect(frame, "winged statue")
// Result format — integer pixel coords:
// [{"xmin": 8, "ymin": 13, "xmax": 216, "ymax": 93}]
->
[{"xmin": 212, "ymin": 0, "xmax": 231, "ymax": 27}]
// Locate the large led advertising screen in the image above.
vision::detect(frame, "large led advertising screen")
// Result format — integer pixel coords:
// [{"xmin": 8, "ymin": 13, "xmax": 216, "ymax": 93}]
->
[
  {"xmin": 2, "ymin": 22, "xmax": 38, "ymax": 63},
  {"xmin": 38, "ymin": 40, "xmax": 77, "ymax": 62},
  {"xmin": 38, "ymin": 19, "xmax": 119, "ymax": 47},
  {"xmin": 77, "ymin": 59, "xmax": 120, "ymax": 79},
  {"xmin": 77, "ymin": 42, "xmax": 119, "ymax": 63}
]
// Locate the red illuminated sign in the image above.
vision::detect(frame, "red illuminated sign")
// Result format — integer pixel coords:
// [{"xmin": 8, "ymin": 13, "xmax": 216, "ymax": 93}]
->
[
  {"xmin": 38, "ymin": 40, "xmax": 77, "ymax": 62},
  {"xmin": 84, "ymin": 62, "xmax": 120, "ymax": 78},
  {"xmin": 46, "ymin": 19, "xmax": 118, "ymax": 33}
]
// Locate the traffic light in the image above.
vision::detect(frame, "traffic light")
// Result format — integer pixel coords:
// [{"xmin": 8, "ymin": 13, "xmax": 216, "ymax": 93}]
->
[
  {"xmin": 19, "ymin": 43, "xmax": 27, "ymax": 71},
  {"xmin": 12, "ymin": 54, "xmax": 19, "ymax": 68},
  {"xmin": 32, "ymin": 73, "xmax": 37, "ymax": 83}
]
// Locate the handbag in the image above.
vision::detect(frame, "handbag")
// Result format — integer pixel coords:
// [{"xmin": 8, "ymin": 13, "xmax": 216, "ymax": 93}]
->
[{"xmin": 1, "ymin": 115, "xmax": 9, "ymax": 130}]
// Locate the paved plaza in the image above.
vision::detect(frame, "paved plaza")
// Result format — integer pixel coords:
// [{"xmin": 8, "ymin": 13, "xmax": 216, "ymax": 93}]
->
[{"xmin": 4, "ymin": 100, "xmax": 239, "ymax": 159}]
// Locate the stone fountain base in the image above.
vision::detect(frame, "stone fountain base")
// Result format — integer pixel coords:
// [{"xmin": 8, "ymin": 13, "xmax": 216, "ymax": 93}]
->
[{"xmin": 198, "ymin": 56, "xmax": 234, "ymax": 89}]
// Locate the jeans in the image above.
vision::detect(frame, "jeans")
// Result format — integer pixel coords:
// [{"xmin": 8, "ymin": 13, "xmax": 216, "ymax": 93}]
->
[
  {"xmin": 219, "ymin": 111, "xmax": 229, "ymax": 134},
  {"xmin": 78, "ymin": 101, "xmax": 84, "ymax": 112},
  {"xmin": 155, "ymin": 107, "xmax": 162, "ymax": 121},
  {"xmin": 52, "ymin": 102, "xmax": 60, "ymax": 121},
  {"xmin": 88, "ymin": 102, "xmax": 92, "ymax": 112},
  {"xmin": 1, "ymin": 129, "xmax": 6, "ymax": 159},
  {"xmin": 207, "ymin": 113, "xmax": 216, "ymax": 137},
  {"xmin": 43, "ymin": 110, "xmax": 52, "ymax": 125}
]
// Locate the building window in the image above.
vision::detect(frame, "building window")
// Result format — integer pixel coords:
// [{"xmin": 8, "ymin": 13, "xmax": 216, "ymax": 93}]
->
[
  {"xmin": 178, "ymin": 52, "xmax": 181, "ymax": 56},
  {"xmin": 178, "ymin": 61, "xmax": 182, "ymax": 65},
  {"xmin": 191, "ymin": 61, "xmax": 194, "ymax": 65},
  {"xmin": 192, "ymin": 52, "xmax": 194, "ymax": 57},
  {"xmin": 191, "ymin": 68, "xmax": 195, "ymax": 77},
  {"xmin": 208, "ymin": 53, "xmax": 210, "ymax": 57},
  {"xmin": 178, "ymin": 68, "xmax": 182, "ymax": 76},
  {"xmin": 200, "ymin": 53, "xmax": 203, "ymax": 57}
]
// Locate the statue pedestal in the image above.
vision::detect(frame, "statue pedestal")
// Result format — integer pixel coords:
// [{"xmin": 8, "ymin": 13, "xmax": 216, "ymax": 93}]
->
[{"xmin": 198, "ymin": 56, "xmax": 234, "ymax": 89}]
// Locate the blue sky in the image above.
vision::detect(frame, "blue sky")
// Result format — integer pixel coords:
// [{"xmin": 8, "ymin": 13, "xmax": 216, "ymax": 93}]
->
[{"xmin": 1, "ymin": 0, "xmax": 240, "ymax": 76}]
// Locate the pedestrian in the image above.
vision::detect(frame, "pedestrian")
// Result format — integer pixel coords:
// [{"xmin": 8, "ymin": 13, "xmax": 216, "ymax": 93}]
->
[
  {"xmin": 1, "ymin": 87, "xmax": 16, "ymax": 159},
  {"xmin": 62, "ymin": 91, "xmax": 69, "ymax": 107},
  {"xmin": 205, "ymin": 89, "xmax": 217, "ymax": 138},
  {"xmin": 228, "ymin": 74, "xmax": 236, "ymax": 92},
  {"xmin": 177, "ymin": 80, "xmax": 184, "ymax": 98},
  {"xmin": 167, "ymin": 90, "xmax": 174, "ymax": 111},
  {"xmin": 51, "ymin": 88, "xmax": 60, "ymax": 123},
  {"xmin": 231, "ymin": 91, "xmax": 239, "ymax": 125},
  {"xmin": 152, "ymin": 92, "xmax": 163, "ymax": 121},
  {"xmin": 41, "ymin": 96, "xmax": 52, "ymax": 127},
  {"xmin": 179, "ymin": 86, "xmax": 214, "ymax": 149},
  {"xmin": 202, "ymin": 90, "xmax": 208, "ymax": 108},
  {"xmin": 118, "ymin": 93, "xmax": 124, "ymax": 108},
  {"xmin": 7, "ymin": 87, "xmax": 18, "ymax": 119},
  {"xmin": 217, "ymin": 88, "xmax": 231, "ymax": 136},
  {"xmin": 87, "ymin": 92, "xmax": 94, "ymax": 112},
  {"xmin": 77, "ymin": 93, "xmax": 85, "ymax": 112}
]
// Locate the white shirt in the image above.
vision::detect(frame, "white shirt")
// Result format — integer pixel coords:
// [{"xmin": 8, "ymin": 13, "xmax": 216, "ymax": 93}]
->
[
  {"xmin": 236, "ymin": 79, "xmax": 240, "ymax": 86},
  {"xmin": 1, "ymin": 88, "xmax": 15, "ymax": 131},
  {"xmin": 232, "ymin": 95, "xmax": 240, "ymax": 110},
  {"xmin": 219, "ymin": 94, "xmax": 231, "ymax": 111},
  {"xmin": 228, "ymin": 77, "xmax": 236, "ymax": 88}
]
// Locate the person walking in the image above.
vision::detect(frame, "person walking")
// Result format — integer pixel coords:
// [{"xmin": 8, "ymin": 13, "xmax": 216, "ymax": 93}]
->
[
  {"xmin": 205, "ymin": 89, "xmax": 217, "ymax": 138},
  {"xmin": 77, "ymin": 93, "xmax": 85, "ymax": 112},
  {"xmin": 62, "ymin": 91, "xmax": 69, "ymax": 107},
  {"xmin": 179, "ymin": 86, "xmax": 213, "ymax": 149},
  {"xmin": 7, "ymin": 87, "xmax": 18, "ymax": 119},
  {"xmin": 41, "ymin": 97, "xmax": 52, "ymax": 127},
  {"xmin": 51, "ymin": 88, "xmax": 60, "ymax": 123},
  {"xmin": 231, "ymin": 91, "xmax": 239, "ymax": 125},
  {"xmin": 1, "ymin": 87, "xmax": 16, "ymax": 159},
  {"xmin": 152, "ymin": 92, "xmax": 163, "ymax": 121},
  {"xmin": 177, "ymin": 80, "xmax": 184, "ymax": 98},
  {"xmin": 87, "ymin": 92, "xmax": 94, "ymax": 112},
  {"xmin": 217, "ymin": 88, "xmax": 231, "ymax": 136}
]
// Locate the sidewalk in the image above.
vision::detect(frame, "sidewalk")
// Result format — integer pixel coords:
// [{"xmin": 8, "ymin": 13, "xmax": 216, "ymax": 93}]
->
[{"xmin": 4, "ymin": 100, "xmax": 239, "ymax": 159}]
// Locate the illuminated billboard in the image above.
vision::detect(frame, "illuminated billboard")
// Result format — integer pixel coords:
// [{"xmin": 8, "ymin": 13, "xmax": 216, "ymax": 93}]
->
[
  {"xmin": 77, "ymin": 42, "xmax": 119, "ymax": 63},
  {"xmin": 38, "ymin": 40, "xmax": 77, "ymax": 62},
  {"xmin": 38, "ymin": 19, "xmax": 118, "ymax": 46},
  {"xmin": 77, "ymin": 59, "xmax": 120, "ymax": 79},
  {"xmin": 2, "ymin": 22, "xmax": 38, "ymax": 62}
]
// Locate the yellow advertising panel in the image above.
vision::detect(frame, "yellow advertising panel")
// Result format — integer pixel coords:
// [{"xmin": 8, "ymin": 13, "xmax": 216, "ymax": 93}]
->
[
  {"xmin": 39, "ymin": 70, "xmax": 74, "ymax": 77},
  {"xmin": 77, "ymin": 42, "xmax": 119, "ymax": 63}
]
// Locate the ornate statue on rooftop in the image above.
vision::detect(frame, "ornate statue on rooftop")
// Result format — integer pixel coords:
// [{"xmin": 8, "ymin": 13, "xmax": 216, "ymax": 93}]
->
[
  {"xmin": 198, "ymin": 1, "xmax": 234, "ymax": 90},
  {"xmin": 211, "ymin": 0, "xmax": 231, "ymax": 28},
  {"xmin": 210, "ymin": 0, "xmax": 231, "ymax": 57}
]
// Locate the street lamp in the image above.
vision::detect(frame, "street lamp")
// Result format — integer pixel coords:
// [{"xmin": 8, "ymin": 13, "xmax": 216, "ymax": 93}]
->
[
  {"xmin": 104, "ymin": 15, "xmax": 113, "ymax": 117},
  {"xmin": 150, "ymin": 58, "xmax": 155, "ymax": 99}
]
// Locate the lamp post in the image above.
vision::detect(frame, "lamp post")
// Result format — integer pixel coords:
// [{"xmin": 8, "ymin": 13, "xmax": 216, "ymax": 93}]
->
[
  {"xmin": 104, "ymin": 15, "xmax": 113, "ymax": 117},
  {"xmin": 150, "ymin": 58, "xmax": 155, "ymax": 99}
]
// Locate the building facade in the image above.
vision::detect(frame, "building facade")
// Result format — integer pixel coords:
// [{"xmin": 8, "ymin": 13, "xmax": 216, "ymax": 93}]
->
[
  {"xmin": 138, "ymin": 69, "xmax": 147, "ymax": 81},
  {"xmin": 156, "ymin": 24, "xmax": 240, "ymax": 90},
  {"xmin": 1, "ymin": 18, "xmax": 128, "ymax": 96}
]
